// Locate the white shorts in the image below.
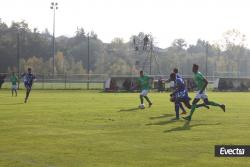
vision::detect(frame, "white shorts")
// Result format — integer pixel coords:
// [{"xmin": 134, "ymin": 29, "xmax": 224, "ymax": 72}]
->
[
  {"xmin": 12, "ymin": 85, "xmax": 17, "ymax": 90},
  {"xmin": 140, "ymin": 89, "xmax": 149, "ymax": 97},
  {"xmin": 195, "ymin": 91, "xmax": 208, "ymax": 100}
]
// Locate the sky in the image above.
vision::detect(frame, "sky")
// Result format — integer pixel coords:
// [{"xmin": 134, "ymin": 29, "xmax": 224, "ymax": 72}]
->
[{"xmin": 0, "ymin": 0, "xmax": 250, "ymax": 48}]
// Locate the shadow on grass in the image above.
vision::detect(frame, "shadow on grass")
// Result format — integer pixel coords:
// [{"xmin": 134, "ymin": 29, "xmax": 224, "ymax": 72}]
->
[
  {"xmin": 146, "ymin": 118, "xmax": 183, "ymax": 126},
  {"xmin": 164, "ymin": 122, "xmax": 221, "ymax": 133},
  {"xmin": 118, "ymin": 107, "xmax": 140, "ymax": 112},
  {"xmin": 0, "ymin": 102, "xmax": 23, "ymax": 105},
  {"xmin": 149, "ymin": 114, "xmax": 174, "ymax": 120}
]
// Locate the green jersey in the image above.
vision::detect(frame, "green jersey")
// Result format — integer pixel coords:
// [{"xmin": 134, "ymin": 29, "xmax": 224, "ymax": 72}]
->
[
  {"xmin": 193, "ymin": 71, "xmax": 206, "ymax": 90},
  {"xmin": 10, "ymin": 75, "xmax": 18, "ymax": 85},
  {"xmin": 138, "ymin": 75, "xmax": 150, "ymax": 90}
]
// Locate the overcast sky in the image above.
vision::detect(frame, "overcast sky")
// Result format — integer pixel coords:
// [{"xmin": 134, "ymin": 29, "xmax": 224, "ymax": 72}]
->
[{"xmin": 0, "ymin": 0, "xmax": 250, "ymax": 48}]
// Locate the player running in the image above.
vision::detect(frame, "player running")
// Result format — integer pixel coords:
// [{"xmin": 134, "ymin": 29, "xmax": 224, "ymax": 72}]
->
[
  {"xmin": 183, "ymin": 64, "xmax": 225, "ymax": 121},
  {"xmin": 22, "ymin": 68, "xmax": 36, "ymax": 103},
  {"xmin": 137, "ymin": 70, "xmax": 152, "ymax": 108},
  {"xmin": 169, "ymin": 72, "xmax": 208, "ymax": 120},
  {"xmin": 167, "ymin": 68, "xmax": 187, "ymax": 114},
  {"xmin": 10, "ymin": 72, "xmax": 18, "ymax": 96},
  {"xmin": 173, "ymin": 68, "xmax": 187, "ymax": 115}
]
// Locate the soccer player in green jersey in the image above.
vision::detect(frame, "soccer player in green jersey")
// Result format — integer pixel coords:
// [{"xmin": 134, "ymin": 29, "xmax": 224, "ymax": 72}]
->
[
  {"xmin": 10, "ymin": 72, "xmax": 18, "ymax": 96},
  {"xmin": 138, "ymin": 71, "xmax": 152, "ymax": 108},
  {"xmin": 183, "ymin": 64, "xmax": 225, "ymax": 121}
]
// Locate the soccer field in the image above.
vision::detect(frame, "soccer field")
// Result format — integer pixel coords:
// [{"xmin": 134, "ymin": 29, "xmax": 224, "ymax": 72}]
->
[{"xmin": 0, "ymin": 90, "xmax": 249, "ymax": 167}]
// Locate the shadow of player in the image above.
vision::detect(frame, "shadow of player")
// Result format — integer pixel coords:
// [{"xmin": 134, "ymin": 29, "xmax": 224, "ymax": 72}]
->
[
  {"xmin": 164, "ymin": 122, "xmax": 221, "ymax": 133},
  {"xmin": 0, "ymin": 102, "xmax": 24, "ymax": 105},
  {"xmin": 149, "ymin": 114, "xmax": 174, "ymax": 120},
  {"xmin": 146, "ymin": 118, "xmax": 184, "ymax": 126},
  {"xmin": 118, "ymin": 107, "xmax": 140, "ymax": 112}
]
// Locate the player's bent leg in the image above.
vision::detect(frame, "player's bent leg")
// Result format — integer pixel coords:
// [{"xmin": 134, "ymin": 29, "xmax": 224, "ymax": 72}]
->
[
  {"xmin": 144, "ymin": 96, "xmax": 152, "ymax": 107},
  {"xmin": 196, "ymin": 103, "xmax": 210, "ymax": 109},
  {"xmin": 24, "ymin": 86, "xmax": 31, "ymax": 103},
  {"xmin": 204, "ymin": 98, "xmax": 225, "ymax": 112},
  {"xmin": 203, "ymin": 98, "xmax": 218, "ymax": 106},
  {"xmin": 179, "ymin": 103, "xmax": 186, "ymax": 114},
  {"xmin": 174, "ymin": 101, "xmax": 180, "ymax": 119},
  {"xmin": 176, "ymin": 94, "xmax": 190, "ymax": 115},
  {"xmin": 176, "ymin": 91, "xmax": 188, "ymax": 114},
  {"xmin": 25, "ymin": 89, "xmax": 30, "ymax": 99},
  {"xmin": 140, "ymin": 95, "xmax": 144, "ymax": 105},
  {"xmin": 140, "ymin": 90, "xmax": 152, "ymax": 107},
  {"xmin": 183, "ymin": 99, "xmax": 191, "ymax": 109},
  {"xmin": 183, "ymin": 98, "xmax": 200, "ymax": 121}
]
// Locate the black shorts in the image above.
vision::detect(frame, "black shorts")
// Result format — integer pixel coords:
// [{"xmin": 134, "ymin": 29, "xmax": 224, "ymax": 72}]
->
[{"xmin": 25, "ymin": 83, "xmax": 32, "ymax": 90}]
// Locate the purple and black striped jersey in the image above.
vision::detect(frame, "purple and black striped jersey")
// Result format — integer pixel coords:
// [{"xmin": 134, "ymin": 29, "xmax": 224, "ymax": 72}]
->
[{"xmin": 23, "ymin": 73, "xmax": 35, "ymax": 86}]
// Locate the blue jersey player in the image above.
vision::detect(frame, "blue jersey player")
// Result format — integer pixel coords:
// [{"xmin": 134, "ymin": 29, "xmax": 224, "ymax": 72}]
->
[
  {"xmin": 169, "ymin": 73, "xmax": 208, "ymax": 120},
  {"xmin": 173, "ymin": 68, "xmax": 187, "ymax": 115},
  {"xmin": 22, "ymin": 68, "xmax": 36, "ymax": 103}
]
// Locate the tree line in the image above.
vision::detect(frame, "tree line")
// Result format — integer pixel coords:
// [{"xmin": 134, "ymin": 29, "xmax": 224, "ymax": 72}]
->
[{"xmin": 1, "ymin": 19, "xmax": 250, "ymax": 77}]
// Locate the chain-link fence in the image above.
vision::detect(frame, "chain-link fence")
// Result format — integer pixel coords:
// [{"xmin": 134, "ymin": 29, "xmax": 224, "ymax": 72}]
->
[
  {"xmin": 1, "ymin": 72, "xmax": 249, "ymax": 91},
  {"xmin": 0, "ymin": 73, "xmax": 108, "ymax": 90},
  {"xmin": 0, "ymin": 73, "xmax": 198, "ymax": 90}
]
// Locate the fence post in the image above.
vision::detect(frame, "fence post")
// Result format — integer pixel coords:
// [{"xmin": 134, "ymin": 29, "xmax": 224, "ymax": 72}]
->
[
  {"xmin": 42, "ymin": 73, "xmax": 45, "ymax": 90},
  {"xmin": 103, "ymin": 74, "xmax": 106, "ymax": 90},
  {"xmin": 64, "ymin": 73, "xmax": 67, "ymax": 89},
  {"xmin": 87, "ymin": 74, "xmax": 90, "ymax": 90}
]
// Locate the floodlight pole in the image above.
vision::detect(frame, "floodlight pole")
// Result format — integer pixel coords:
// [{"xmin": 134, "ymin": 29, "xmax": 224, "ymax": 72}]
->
[
  {"xmin": 50, "ymin": 2, "xmax": 58, "ymax": 75},
  {"xmin": 17, "ymin": 31, "xmax": 20, "ymax": 89}
]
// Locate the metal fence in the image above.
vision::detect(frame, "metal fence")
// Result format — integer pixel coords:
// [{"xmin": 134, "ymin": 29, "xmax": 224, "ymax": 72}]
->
[
  {"xmin": 0, "ymin": 73, "xmax": 108, "ymax": 90},
  {"xmin": 1, "ymin": 72, "xmax": 249, "ymax": 90}
]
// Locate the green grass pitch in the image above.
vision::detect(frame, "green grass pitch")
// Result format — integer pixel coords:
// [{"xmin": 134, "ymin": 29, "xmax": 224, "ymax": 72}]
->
[{"xmin": 0, "ymin": 90, "xmax": 249, "ymax": 167}]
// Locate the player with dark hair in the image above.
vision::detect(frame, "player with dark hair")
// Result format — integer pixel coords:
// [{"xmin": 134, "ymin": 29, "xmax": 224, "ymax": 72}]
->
[
  {"xmin": 183, "ymin": 64, "xmax": 225, "ymax": 121},
  {"xmin": 137, "ymin": 70, "xmax": 152, "ymax": 108},
  {"xmin": 173, "ymin": 68, "xmax": 179, "ymax": 77},
  {"xmin": 169, "ymin": 72, "xmax": 208, "ymax": 120},
  {"xmin": 22, "ymin": 68, "xmax": 36, "ymax": 103}
]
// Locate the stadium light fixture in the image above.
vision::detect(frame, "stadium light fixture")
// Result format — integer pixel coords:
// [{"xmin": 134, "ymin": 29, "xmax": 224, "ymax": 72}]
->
[{"xmin": 50, "ymin": 2, "xmax": 58, "ymax": 75}]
